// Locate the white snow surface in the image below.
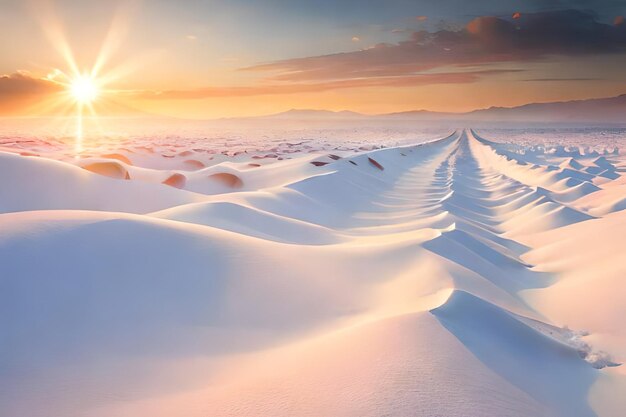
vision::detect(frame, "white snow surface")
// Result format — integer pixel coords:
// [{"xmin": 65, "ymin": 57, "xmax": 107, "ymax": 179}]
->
[{"xmin": 1, "ymin": 128, "xmax": 625, "ymax": 417}]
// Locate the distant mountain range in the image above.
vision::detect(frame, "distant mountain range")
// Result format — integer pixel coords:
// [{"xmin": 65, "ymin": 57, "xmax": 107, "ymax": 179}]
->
[
  {"xmin": 244, "ymin": 94, "xmax": 626, "ymax": 124},
  {"xmin": 262, "ymin": 109, "xmax": 366, "ymax": 120}
]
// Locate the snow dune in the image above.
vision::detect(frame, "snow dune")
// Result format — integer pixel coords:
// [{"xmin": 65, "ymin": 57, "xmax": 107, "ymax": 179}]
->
[{"xmin": 1, "ymin": 129, "xmax": 625, "ymax": 417}]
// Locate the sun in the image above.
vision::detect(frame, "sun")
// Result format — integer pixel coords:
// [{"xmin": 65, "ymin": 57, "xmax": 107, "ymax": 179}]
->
[{"xmin": 70, "ymin": 75, "xmax": 99, "ymax": 104}]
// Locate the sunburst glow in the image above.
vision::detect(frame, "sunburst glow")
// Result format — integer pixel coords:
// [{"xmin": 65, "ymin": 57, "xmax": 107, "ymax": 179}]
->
[
  {"xmin": 70, "ymin": 75, "xmax": 99, "ymax": 104},
  {"xmin": 27, "ymin": 2, "xmax": 139, "ymax": 156}
]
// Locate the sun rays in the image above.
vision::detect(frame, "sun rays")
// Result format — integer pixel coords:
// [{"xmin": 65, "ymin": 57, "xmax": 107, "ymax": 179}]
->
[{"xmin": 28, "ymin": 1, "xmax": 139, "ymax": 155}]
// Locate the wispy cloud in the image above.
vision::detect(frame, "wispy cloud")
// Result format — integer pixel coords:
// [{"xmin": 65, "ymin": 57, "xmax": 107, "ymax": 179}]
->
[
  {"xmin": 522, "ymin": 77, "xmax": 602, "ymax": 82},
  {"xmin": 135, "ymin": 69, "xmax": 519, "ymax": 100}
]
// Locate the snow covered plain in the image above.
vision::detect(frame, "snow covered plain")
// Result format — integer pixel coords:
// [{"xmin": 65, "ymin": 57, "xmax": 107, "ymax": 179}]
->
[{"xmin": 1, "ymin": 127, "xmax": 625, "ymax": 417}]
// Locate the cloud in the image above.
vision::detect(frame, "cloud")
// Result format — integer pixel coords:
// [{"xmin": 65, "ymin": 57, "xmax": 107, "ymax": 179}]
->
[
  {"xmin": 522, "ymin": 77, "xmax": 601, "ymax": 82},
  {"xmin": 242, "ymin": 10, "xmax": 626, "ymax": 82},
  {"xmin": 352, "ymin": 36, "xmax": 360, "ymax": 42},
  {"xmin": 0, "ymin": 71, "xmax": 62, "ymax": 97},
  {"xmin": 135, "ymin": 69, "xmax": 519, "ymax": 100},
  {"xmin": 0, "ymin": 72, "xmax": 64, "ymax": 113}
]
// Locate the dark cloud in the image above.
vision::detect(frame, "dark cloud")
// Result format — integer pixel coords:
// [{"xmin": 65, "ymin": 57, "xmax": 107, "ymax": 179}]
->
[{"xmin": 243, "ymin": 10, "xmax": 626, "ymax": 82}]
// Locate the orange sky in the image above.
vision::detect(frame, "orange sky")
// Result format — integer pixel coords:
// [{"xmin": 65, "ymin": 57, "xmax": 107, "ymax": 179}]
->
[{"xmin": 0, "ymin": 1, "xmax": 625, "ymax": 118}]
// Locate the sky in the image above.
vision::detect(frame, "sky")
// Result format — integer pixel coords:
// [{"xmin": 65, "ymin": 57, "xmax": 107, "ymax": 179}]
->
[{"xmin": 0, "ymin": 0, "xmax": 625, "ymax": 118}]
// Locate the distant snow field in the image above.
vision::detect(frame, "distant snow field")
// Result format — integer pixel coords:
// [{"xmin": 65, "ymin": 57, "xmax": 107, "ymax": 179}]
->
[{"xmin": 1, "ymin": 127, "xmax": 625, "ymax": 417}]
